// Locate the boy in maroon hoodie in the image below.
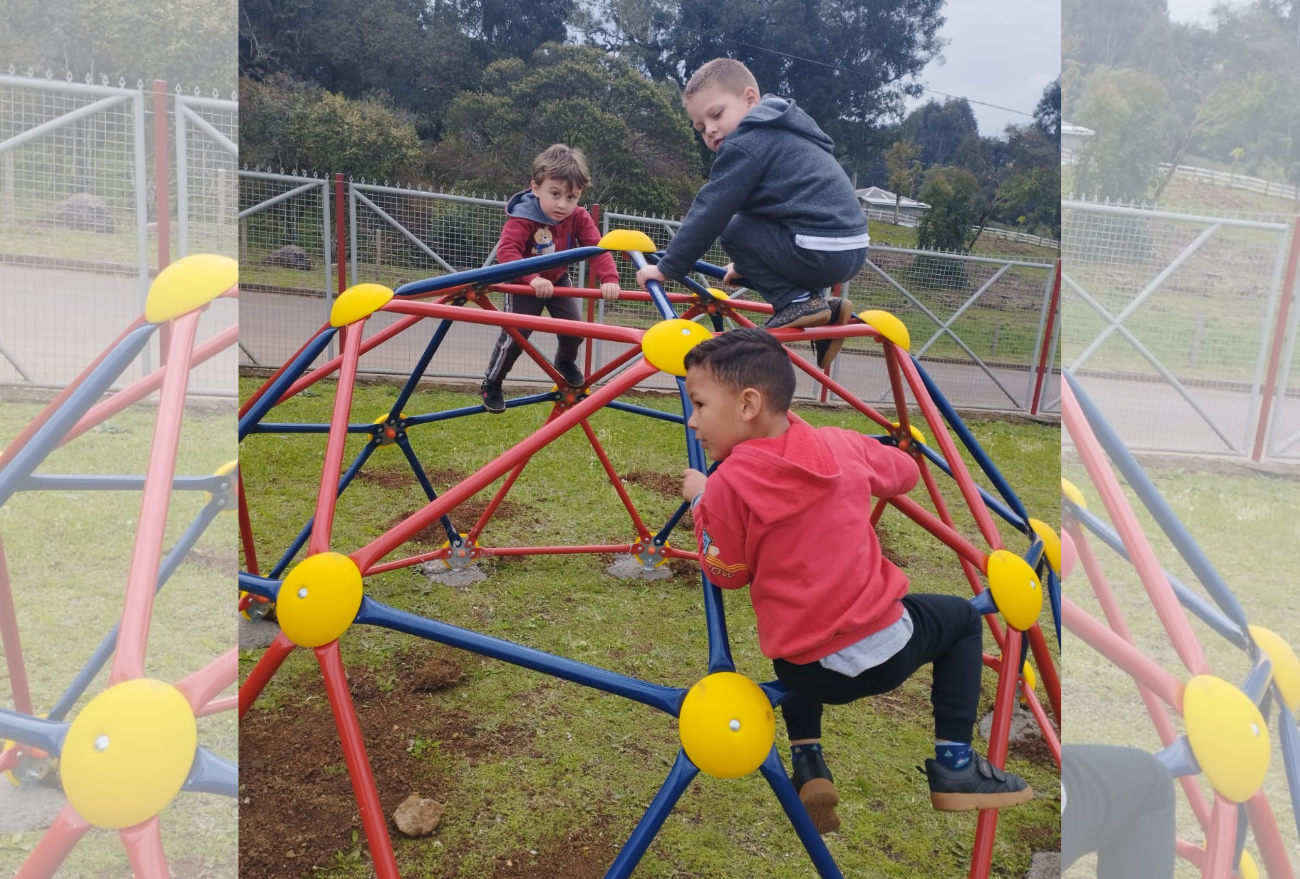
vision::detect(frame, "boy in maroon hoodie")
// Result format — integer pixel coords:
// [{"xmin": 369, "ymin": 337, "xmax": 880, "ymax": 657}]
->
[
  {"xmin": 480, "ymin": 144, "xmax": 621, "ymax": 413},
  {"xmin": 681, "ymin": 328, "xmax": 1032, "ymax": 834}
]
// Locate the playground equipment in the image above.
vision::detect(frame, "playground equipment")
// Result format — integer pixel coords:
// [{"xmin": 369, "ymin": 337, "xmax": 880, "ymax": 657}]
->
[
  {"xmin": 1062, "ymin": 370, "xmax": 1300, "ymax": 879},
  {"xmin": 238, "ymin": 229, "xmax": 1062, "ymax": 879},
  {"xmin": 0, "ymin": 254, "xmax": 239, "ymax": 878}
]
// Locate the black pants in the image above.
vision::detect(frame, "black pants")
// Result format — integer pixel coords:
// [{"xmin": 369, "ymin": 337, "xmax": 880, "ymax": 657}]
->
[
  {"xmin": 719, "ymin": 213, "xmax": 867, "ymax": 314},
  {"xmin": 1062, "ymin": 744, "xmax": 1175, "ymax": 878},
  {"xmin": 483, "ymin": 271, "xmax": 583, "ymax": 382},
  {"xmin": 773, "ymin": 593, "xmax": 982, "ymax": 743}
]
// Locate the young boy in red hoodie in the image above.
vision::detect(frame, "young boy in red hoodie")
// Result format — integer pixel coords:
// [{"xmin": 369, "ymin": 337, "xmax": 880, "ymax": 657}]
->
[
  {"xmin": 681, "ymin": 328, "xmax": 1032, "ymax": 834},
  {"xmin": 480, "ymin": 144, "xmax": 621, "ymax": 413}
]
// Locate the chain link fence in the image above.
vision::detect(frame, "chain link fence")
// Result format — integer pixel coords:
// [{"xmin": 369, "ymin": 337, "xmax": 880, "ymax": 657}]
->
[
  {"xmin": 238, "ymin": 171, "xmax": 1061, "ymax": 413},
  {"xmin": 0, "ymin": 70, "xmax": 235, "ymax": 394},
  {"xmin": 1062, "ymin": 199, "xmax": 1297, "ymax": 459},
  {"xmin": 176, "ymin": 90, "xmax": 237, "ymax": 259}
]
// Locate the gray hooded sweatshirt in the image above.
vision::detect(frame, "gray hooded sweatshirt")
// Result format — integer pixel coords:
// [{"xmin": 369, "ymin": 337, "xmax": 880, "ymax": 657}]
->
[{"xmin": 656, "ymin": 95, "xmax": 867, "ymax": 281}]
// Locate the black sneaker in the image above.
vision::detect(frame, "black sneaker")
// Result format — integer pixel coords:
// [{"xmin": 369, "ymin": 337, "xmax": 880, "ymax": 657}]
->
[
  {"xmin": 924, "ymin": 754, "xmax": 1033, "ymax": 812},
  {"xmin": 813, "ymin": 297, "xmax": 854, "ymax": 369},
  {"xmin": 480, "ymin": 380, "xmax": 505, "ymax": 414},
  {"xmin": 791, "ymin": 750, "xmax": 840, "ymax": 834},
  {"xmin": 765, "ymin": 296, "xmax": 831, "ymax": 329},
  {"xmin": 555, "ymin": 359, "xmax": 585, "ymax": 388}
]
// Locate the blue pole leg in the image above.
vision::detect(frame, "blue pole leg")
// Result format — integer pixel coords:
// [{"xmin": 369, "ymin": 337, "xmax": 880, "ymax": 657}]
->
[
  {"xmin": 1277, "ymin": 704, "xmax": 1300, "ymax": 841},
  {"xmin": 238, "ymin": 330, "xmax": 337, "ymax": 441},
  {"xmin": 603, "ymin": 750, "xmax": 700, "ymax": 879},
  {"xmin": 391, "ymin": 317, "xmax": 454, "ymax": 415},
  {"xmin": 395, "ymin": 433, "xmax": 458, "ymax": 544},
  {"xmin": 269, "ymin": 439, "xmax": 379, "ymax": 578},
  {"xmin": 758, "ymin": 748, "xmax": 844, "ymax": 878},
  {"xmin": 182, "ymin": 748, "xmax": 238, "ymax": 797}
]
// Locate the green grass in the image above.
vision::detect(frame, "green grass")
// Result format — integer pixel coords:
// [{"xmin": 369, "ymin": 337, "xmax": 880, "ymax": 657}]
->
[
  {"xmin": 1061, "ymin": 458, "xmax": 1300, "ymax": 878},
  {"xmin": 0, "ymin": 399, "xmax": 237, "ymax": 877},
  {"xmin": 240, "ymin": 377, "xmax": 1061, "ymax": 879}
]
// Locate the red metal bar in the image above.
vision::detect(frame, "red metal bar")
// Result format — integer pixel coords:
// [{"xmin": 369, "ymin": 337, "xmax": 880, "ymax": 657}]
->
[
  {"xmin": 153, "ymin": 80, "xmax": 171, "ymax": 370},
  {"xmin": 1251, "ymin": 216, "xmax": 1300, "ymax": 461},
  {"xmin": 111, "ymin": 311, "xmax": 199, "ymax": 685},
  {"xmin": 238, "ymin": 469, "xmax": 260, "ymax": 576},
  {"xmin": 0, "ymin": 316, "xmax": 147, "ymax": 471},
  {"xmin": 196, "ymin": 694, "xmax": 237, "ymax": 718},
  {"xmin": 308, "ymin": 322, "xmax": 364, "ymax": 556},
  {"xmin": 780, "ymin": 346, "xmax": 894, "ymax": 432},
  {"xmin": 1201, "ymin": 796, "xmax": 1237, "ymax": 879},
  {"xmin": 174, "ymin": 647, "xmax": 238, "ymax": 714},
  {"xmin": 238, "ymin": 322, "xmax": 333, "ymax": 418},
  {"xmin": 335, "ymin": 173, "xmax": 347, "ymax": 297},
  {"xmin": 383, "ymin": 299, "xmax": 645, "ymax": 346},
  {"xmin": 352, "ymin": 361, "xmax": 658, "ymax": 572},
  {"xmin": 239, "ymin": 631, "xmax": 296, "ymax": 719},
  {"xmin": 1029, "ymin": 261, "xmax": 1060, "ymax": 416},
  {"xmin": 579, "ymin": 418, "xmax": 653, "ymax": 538},
  {"xmin": 1018, "ymin": 686, "xmax": 1060, "ymax": 767},
  {"xmin": 968, "ymin": 626, "xmax": 1021, "ymax": 879},
  {"xmin": 896, "ymin": 352, "xmax": 1005, "ymax": 551},
  {"xmin": 364, "ymin": 543, "xmax": 642, "ymax": 575},
  {"xmin": 120, "ymin": 815, "xmax": 167, "ymax": 879},
  {"xmin": 316, "ymin": 641, "xmax": 401, "ymax": 879},
  {"xmin": 1024, "ymin": 624, "xmax": 1061, "ymax": 729},
  {"xmin": 585, "ymin": 203, "xmax": 600, "ymax": 378},
  {"xmin": 279, "ymin": 314, "xmax": 423, "ymax": 405},
  {"xmin": 1062, "ymin": 380, "xmax": 1210, "ymax": 675},
  {"xmin": 14, "ymin": 802, "xmax": 91, "ymax": 879},
  {"xmin": 66, "ymin": 319, "xmax": 237, "ymax": 446},
  {"xmin": 883, "ymin": 342, "xmax": 916, "ymax": 444},
  {"xmin": 0, "ymin": 536, "xmax": 32, "ymax": 715},
  {"xmin": 886, "ymin": 495, "xmax": 989, "ymax": 571},
  {"xmin": 1062, "ymin": 596, "xmax": 1185, "ymax": 712},
  {"xmin": 1245, "ymin": 787, "xmax": 1297, "ymax": 879},
  {"xmin": 584, "ymin": 344, "xmax": 647, "ymax": 387}
]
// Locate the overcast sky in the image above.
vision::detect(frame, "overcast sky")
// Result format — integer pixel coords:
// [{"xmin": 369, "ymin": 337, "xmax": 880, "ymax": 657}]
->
[{"xmin": 910, "ymin": 0, "xmax": 1061, "ymax": 136}]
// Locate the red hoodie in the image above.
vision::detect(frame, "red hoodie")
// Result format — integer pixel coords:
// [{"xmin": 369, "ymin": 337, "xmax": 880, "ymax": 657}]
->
[
  {"xmin": 693, "ymin": 420, "xmax": 920, "ymax": 664},
  {"xmin": 497, "ymin": 189, "xmax": 620, "ymax": 286}
]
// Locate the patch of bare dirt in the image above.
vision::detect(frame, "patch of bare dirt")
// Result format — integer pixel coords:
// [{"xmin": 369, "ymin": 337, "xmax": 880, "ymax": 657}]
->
[
  {"xmin": 183, "ymin": 545, "xmax": 238, "ymax": 575},
  {"xmin": 621, "ymin": 470, "xmax": 679, "ymax": 498}
]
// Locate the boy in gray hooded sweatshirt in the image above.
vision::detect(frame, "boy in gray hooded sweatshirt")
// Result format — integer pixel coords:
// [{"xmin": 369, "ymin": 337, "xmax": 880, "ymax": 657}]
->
[{"xmin": 636, "ymin": 59, "xmax": 868, "ymax": 369}]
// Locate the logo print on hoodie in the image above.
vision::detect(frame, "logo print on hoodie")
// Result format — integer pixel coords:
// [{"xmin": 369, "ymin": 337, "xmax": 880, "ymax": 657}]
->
[{"xmin": 532, "ymin": 227, "xmax": 554, "ymax": 257}]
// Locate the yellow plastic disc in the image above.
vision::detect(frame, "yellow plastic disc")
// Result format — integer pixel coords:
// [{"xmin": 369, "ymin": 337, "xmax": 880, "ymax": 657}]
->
[
  {"xmin": 1028, "ymin": 519, "xmax": 1062, "ymax": 574},
  {"xmin": 678, "ymin": 672, "xmax": 775, "ymax": 778},
  {"xmin": 205, "ymin": 460, "xmax": 238, "ymax": 509},
  {"xmin": 61, "ymin": 679, "xmax": 197, "ymax": 829},
  {"xmin": 1249, "ymin": 626, "xmax": 1300, "ymax": 712},
  {"xmin": 857, "ymin": 309, "xmax": 910, "ymax": 352},
  {"xmin": 144, "ymin": 253, "xmax": 237, "ymax": 323},
  {"xmin": 1183, "ymin": 675, "xmax": 1270, "ymax": 803},
  {"xmin": 641, "ymin": 319, "xmax": 714, "ymax": 377},
  {"xmin": 276, "ymin": 552, "xmax": 364, "ymax": 648},
  {"xmin": 1061, "ymin": 478, "xmax": 1087, "ymax": 509},
  {"xmin": 331, "ymin": 283, "xmax": 394, "ymax": 327},
  {"xmin": 890, "ymin": 420, "xmax": 927, "ymax": 446},
  {"xmin": 702, "ymin": 287, "xmax": 730, "ymax": 300},
  {"xmin": 986, "ymin": 549, "xmax": 1043, "ymax": 632},
  {"xmin": 1238, "ymin": 850, "xmax": 1260, "ymax": 879},
  {"xmin": 597, "ymin": 229, "xmax": 657, "ymax": 253}
]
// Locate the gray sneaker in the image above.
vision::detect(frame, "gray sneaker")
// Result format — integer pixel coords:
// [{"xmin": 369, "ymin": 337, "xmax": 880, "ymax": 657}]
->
[{"xmin": 924, "ymin": 755, "xmax": 1033, "ymax": 812}]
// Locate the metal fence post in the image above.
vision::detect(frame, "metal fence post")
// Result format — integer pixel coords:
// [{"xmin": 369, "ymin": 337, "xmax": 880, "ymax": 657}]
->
[{"xmin": 1252, "ymin": 216, "xmax": 1300, "ymax": 461}]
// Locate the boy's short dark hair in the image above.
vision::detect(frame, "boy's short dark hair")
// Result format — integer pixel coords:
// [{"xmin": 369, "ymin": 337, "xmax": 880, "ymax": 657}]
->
[
  {"xmin": 532, "ymin": 144, "xmax": 591, "ymax": 192},
  {"xmin": 682, "ymin": 58, "xmax": 760, "ymax": 105},
  {"xmin": 684, "ymin": 328, "xmax": 795, "ymax": 413}
]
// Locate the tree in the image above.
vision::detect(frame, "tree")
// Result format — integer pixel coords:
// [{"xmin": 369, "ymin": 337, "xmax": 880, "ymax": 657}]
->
[
  {"xmin": 432, "ymin": 44, "xmax": 703, "ymax": 214},
  {"xmin": 884, "ymin": 141, "xmax": 922, "ymax": 224},
  {"xmin": 1034, "ymin": 79, "xmax": 1061, "ymax": 141},
  {"xmin": 1071, "ymin": 67, "xmax": 1173, "ymax": 202},
  {"xmin": 899, "ymin": 99, "xmax": 981, "ymax": 168},
  {"xmin": 915, "ymin": 166, "xmax": 980, "ymax": 253},
  {"xmin": 1062, "ymin": 0, "xmax": 1167, "ymax": 70}
]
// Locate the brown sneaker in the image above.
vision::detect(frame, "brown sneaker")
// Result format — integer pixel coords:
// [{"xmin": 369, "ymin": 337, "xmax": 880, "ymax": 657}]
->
[
  {"xmin": 791, "ymin": 749, "xmax": 841, "ymax": 834},
  {"xmin": 813, "ymin": 297, "xmax": 854, "ymax": 369}
]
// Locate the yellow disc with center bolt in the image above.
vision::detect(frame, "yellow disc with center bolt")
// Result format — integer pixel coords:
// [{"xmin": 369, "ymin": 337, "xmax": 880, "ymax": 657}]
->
[
  {"xmin": 276, "ymin": 552, "xmax": 364, "ymax": 647},
  {"xmin": 61, "ymin": 679, "xmax": 197, "ymax": 828},
  {"xmin": 986, "ymin": 549, "xmax": 1043, "ymax": 632},
  {"xmin": 1061, "ymin": 478, "xmax": 1087, "ymax": 509},
  {"xmin": 330, "ymin": 283, "xmax": 394, "ymax": 327},
  {"xmin": 1248, "ymin": 626, "xmax": 1300, "ymax": 712},
  {"xmin": 642, "ymin": 319, "xmax": 713, "ymax": 377},
  {"xmin": 1028, "ymin": 519, "xmax": 1062, "ymax": 574},
  {"xmin": 857, "ymin": 310, "xmax": 910, "ymax": 351},
  {"xmin": 144, "ymin": 254, "xmax": 237, "ymax": 323},
  {"xmin": 678, "ymin": 672, "xmax": 775, "ymax": 778},
  {"xmin": 597, "ymin": 229, "xmax": 657, "ymax": 252},
  {"xmin": 1184, "ymin": 675, "xmax": 1269, "ymax": 803}
]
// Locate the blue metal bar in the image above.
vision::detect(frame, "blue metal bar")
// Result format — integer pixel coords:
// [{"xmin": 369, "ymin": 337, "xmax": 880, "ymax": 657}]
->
[
  {"xmin": 603, "ymin": 400, "xmax": 685, "ymax": 425},
  {"xmin": 269, "ymin": 440, "xmax": 379, "ymax": 579},
  {"xmin": 1154, "ymin": 737, "xmax": 1200, "ymax": 779},
  {"xmin": 401, "ymin": 392, "xmax": 558, "ymax": 427},
  {"xmin": 653, "ymin": 461, "xmax": 718, "ymax": 548},
  {"xmin": 758, "ymin": 678, "xmax": 793, "ymax": 709},
  {"xmin": 1065, "ymin": 371, "xmax": 1254, "ymax": 636},
  {"xmin": 913, "ymin": 357, "xmax": 1031, "ymax": 526},
  {"xmin": 238, "ymin": 330, "xmax": 337, "ymax": 441},
  {"xmin": 1277, "ymin": 703, "xmax": 1300, "ymax": 841},
  {"xmin": 238, "ymin": 572, "xmax": 281, "ymax": 602},
  {"xmin": 1046, "ymin": 568, "xmax": 1062, "ymax": 645},
  {"xmin": 391, "ymin": 317, "xmax": 455, "ymax": 415},
  {"xmin": 394, "ymin": 433, "xmax": 458, "ymax": 545},
  {"xmin": 0, "ymin": 710, "xmax": 67, "ymax": 756},
  {"xmin": 19, "ymin": 475, "xmax": 225, "ymax": 492},
  {"xmin": 49, "ymin": 501, "xmax": 223, "ymax": 721},
  {"xmin": 758, "ymin": 748, "xmax": 845, "ymax": 878},
  {"xmin": 623, "ymin": 250, "xmax": 680, "ymax": 321},
  {"xmin": 182, "ymin": 747, "xmax": 238, "ymax": 796},
  {"xmin": 394, "ymin": 246, "xmax": 610, "ymax": 297},
  {"xmin": 915, "ymin": 443, "xmax": 1026, "ymax": 531},
  {"xmin": 604, "ymin": 750, "xmax": 700, "ymax": 879},
  {"xmin": 356, "ymin": 597, "xmax": 685, "ymax": 714},
  {"xmin": 1069, "ymin": 504, "xmax": 1248, "ymax": 650},
  {"xmin": 245, "ymin": 422, "xmax": 374, "ymax": 435},
  {"xmin": 1242, "ymin": 657, "xmax": 1274, "ymax": 705},
  {"xmin": 0, "ymin": 324, "xmax": 155, "ymax": 506}
]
